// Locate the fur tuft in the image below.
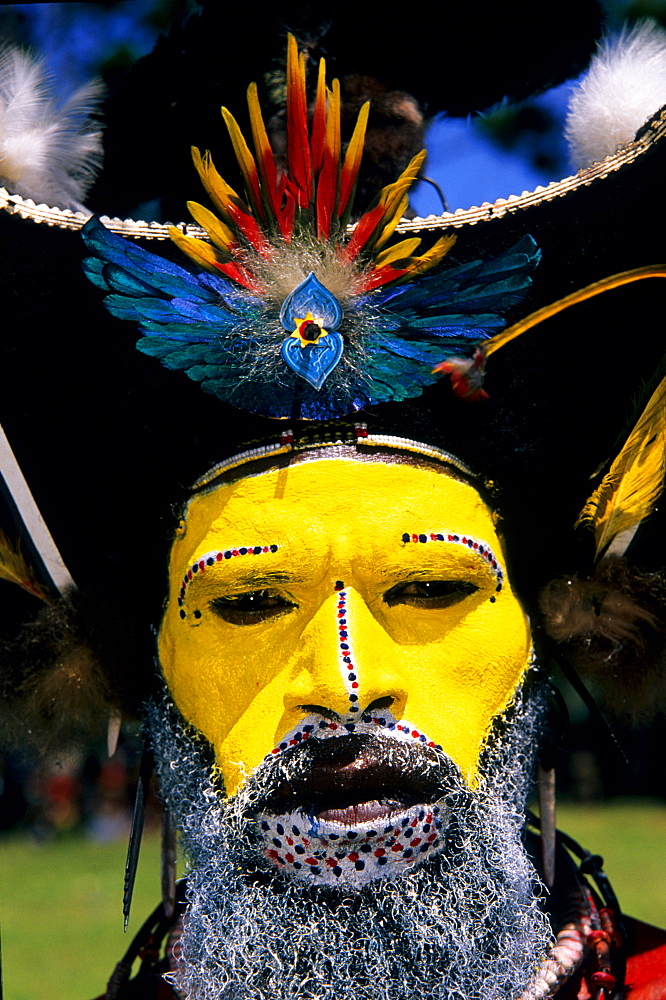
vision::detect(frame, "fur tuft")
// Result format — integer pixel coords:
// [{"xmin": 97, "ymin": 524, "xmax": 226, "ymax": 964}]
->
[
  {"xmin": 565, "ymin": 19, "xmax": 666, "ymax": 168},
  {"xmin": 0, "ymin": 590, "xmax": 156, "ymax": 757},
  {"xmin": 539, "ymin": 557, "xmax": 666, "ymax": 722},
  {"xmin": 0, "ymin": 44, "xmax": 103, "ymax": 211}
]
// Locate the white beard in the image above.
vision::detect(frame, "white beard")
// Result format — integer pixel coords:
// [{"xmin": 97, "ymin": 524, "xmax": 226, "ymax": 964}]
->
[{"xmin": 148, "ymin": 682, "xmax": 553, "ymax": 1000}]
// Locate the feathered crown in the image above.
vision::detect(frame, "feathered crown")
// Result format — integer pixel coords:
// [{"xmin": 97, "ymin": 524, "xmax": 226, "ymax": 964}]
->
[
  {"xmin": 81, "ymin": 35, "xmax": 544, "ymax": 418},
  {"xmin": 80, "ymin": 34, "xmax": 666, "ymax": 437}
]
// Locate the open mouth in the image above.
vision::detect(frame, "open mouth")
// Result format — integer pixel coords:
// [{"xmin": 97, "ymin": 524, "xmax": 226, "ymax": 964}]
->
[
  {"xmin": 256, "ymin": 734, "xmax": 451, "ymax": 885},
  {"xmin": 316, "ymin": 798, "xmax": 409, "ymax": 825}
]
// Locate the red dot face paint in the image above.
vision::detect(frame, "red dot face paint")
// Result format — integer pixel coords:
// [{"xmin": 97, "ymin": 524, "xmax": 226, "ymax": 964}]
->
[
  {"xmin": 258, "ymin": 803, "xmax": 447, "ymax": 886},
  {"xmin": 335, "ymin": 585, "xmax": 361, "ymax": 714},
  {"xmin": 177, "ymin": 544, "xmax": 280, "ymax": 618}
]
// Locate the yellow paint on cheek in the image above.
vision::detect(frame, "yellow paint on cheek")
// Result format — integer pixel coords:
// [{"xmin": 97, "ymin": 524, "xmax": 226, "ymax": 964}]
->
[{"xmin": 159, "ymin": 459, "xmax": 533, "ymax": 795}]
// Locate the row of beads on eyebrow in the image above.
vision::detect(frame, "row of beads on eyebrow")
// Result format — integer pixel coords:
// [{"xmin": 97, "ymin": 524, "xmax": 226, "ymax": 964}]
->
[
  {"xmin": 178, "ymin": 545, "xmax": 279, "ymax": 609},
  {"xmin": 402, "ymin": 532, "xmax": 504, "ymax": 594},
  {"xmin": 177, "ymin": 532, "xmax": 504, "ymax": 619}
]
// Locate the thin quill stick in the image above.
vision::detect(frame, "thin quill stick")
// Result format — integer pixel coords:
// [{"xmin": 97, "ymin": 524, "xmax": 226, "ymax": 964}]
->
[
  {"xmin": 124, "ymin": 742, "xmax": 154, "ymax": 931},
  {"xmin": 537, "ymin": 763, "xmax": 557, "ymax": 889},
  {"xmin": 0, "ymin": 423, "xmax": 76, "ymax": 596},
  {"xmin": 161, "ymin": 805, "xmax": 177, "ymax": 919}
]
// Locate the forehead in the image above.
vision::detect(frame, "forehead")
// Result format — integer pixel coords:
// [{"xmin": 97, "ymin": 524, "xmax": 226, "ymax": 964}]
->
[{"xmin": 180, "ymin": 458, "xmax": 498, "ymax": 558}]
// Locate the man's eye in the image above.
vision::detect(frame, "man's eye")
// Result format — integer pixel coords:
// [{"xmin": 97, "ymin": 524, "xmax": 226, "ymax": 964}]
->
[
  {"xmin": 209, "ymin": 590, "xmax": 297, "ymax": 625},
  {"xmin": 383, "ymin": 580, "xmax": 479, "ymax": 608}
]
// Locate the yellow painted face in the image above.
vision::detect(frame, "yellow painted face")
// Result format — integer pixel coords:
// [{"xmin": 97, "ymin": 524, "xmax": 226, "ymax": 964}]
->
[{"xmin": 159, "ymin": 458, "xmax": 532, "ymax": 796}]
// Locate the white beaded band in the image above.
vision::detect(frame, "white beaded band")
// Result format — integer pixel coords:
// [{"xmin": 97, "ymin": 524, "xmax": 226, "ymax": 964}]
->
[
  {"xmin": 191, "ymin": 425, "xmax": 477, "ymax": 493},
  {"xmin": 358, "ymin": 432, "xmax": 475, "ymax": 478}
]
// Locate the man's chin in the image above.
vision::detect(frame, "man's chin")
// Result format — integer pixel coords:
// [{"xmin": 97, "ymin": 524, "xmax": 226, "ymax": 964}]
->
[
  {"xmin": 257, "ymin": 800, "xmax": 448, "ymax": 886},
  {"xmin": 149, "ymin": 680, "xmax": 555, "ymax": 1000}
]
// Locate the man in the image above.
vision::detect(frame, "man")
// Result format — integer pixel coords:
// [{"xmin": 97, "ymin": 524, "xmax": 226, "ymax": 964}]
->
[
  {"xmin": 100, "ymin": 405, "xmax": 666, "ymax": 1000},
  {"xmin": 147, "ymin": 436, "xmax": 558, "ymax": 999}
]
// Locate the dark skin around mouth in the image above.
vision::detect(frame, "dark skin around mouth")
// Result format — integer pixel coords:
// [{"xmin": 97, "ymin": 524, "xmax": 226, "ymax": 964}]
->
[{"xmin": 264, "ymin": 735, "xmax": 447, "ymax": 823}]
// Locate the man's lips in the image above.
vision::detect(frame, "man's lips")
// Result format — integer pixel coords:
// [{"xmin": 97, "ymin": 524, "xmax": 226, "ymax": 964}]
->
[
  {"xmin": 317, "ymin": 799, "xmax": 407, "ymax": 825},
  {"xmin": 255, "ymin": 734, "xmax": 453, "ymax": 884},
  {"xmin": 260, "ymin": 734, "xmax": 452, "ymax": 821}
]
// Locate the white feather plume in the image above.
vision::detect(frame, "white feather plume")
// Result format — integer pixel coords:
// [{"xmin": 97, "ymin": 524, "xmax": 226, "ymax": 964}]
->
[
  {"xmin": 565, "ymin": 19, "xmax": 666, "ymax": 169},
  {"xmin": 0, "ymin": 44, "xmax": 103, "ymax": 211}
]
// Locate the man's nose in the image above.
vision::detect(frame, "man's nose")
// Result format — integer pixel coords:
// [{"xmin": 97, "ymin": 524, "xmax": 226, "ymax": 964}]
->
[{"xmin": 283, "ymin": 585, "xmax": 408, "ymax": 721}]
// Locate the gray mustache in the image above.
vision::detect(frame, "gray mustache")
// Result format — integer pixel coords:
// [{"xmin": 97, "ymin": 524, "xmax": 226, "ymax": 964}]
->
[{"xmin": 248, "ymin": 732, "xmax": 464, "ymax": 815}]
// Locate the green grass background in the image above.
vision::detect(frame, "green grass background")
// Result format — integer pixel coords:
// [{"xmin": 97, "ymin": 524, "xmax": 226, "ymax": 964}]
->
[{"xmin": 1, "ymin": 800, "xmax": 665, "ymax": 1000}]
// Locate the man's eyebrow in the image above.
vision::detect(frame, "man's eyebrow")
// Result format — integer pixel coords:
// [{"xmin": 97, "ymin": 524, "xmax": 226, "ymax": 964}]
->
[
  {"xmin": 392, "ymin": 531, "xmax": 505, "ymax": 589},
  {"xmin": 178, "ymin": 543, "xmax": 286, "ymax": 603},
  {"xmin": 212, "ymin": 570, "xmax": 302, "ymax": 589}
]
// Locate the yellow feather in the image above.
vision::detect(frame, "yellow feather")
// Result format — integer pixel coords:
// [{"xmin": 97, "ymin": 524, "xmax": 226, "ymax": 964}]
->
[
  {"xmin": 220, "ymin": 107, "xmax": 262, "ymax": 213},
  {"xmin": 340, "ymin": 101, "xmax": 369, "ymax": 196},
  {"xmin": 247, "ymin": 82, "xmax": 274, "ymax": 168},
  {"xmin": 325, "ymin": 79, "xmax": 341, "ymax": 165},
  {"xmin": 374, "ymin": 193, "xmax": 410, "ymax": 249},
  {"xmin": 577, "ymin": 374, "xmax": 666, "ymax": 560},
  {"xmin": 343, "ymin": 101, "xmax": 369, "ymax": 168},
  {"xmin": 168, "ymin": 227, "xmax": 221, "ymax": 273},
  {"xmin": 314, "ymin": 58, "xmax": 327, "ymax": 116},
  {"xmin": 191, "ymin": 147, "xmax": 240, "ymax": 219},
  {"xmin": 0, "ymin": 529, "xmax": 51, "ymax": 602},
  {"xmin": 484, "ymin": 266, "xmax": 666, "ymax": 358},
  {"xmin": 186, "ymin": 201, "xmax": 234, "ymax": 253},
  {"xmin": 373, "ymin": 150, "xmax": 427, "ymax": 249},
  {"xmin": 373, "ymin": 238, "xmax": 422, "ymax": 268},
  {"xmin": 402, "ymin": 234, "xmax": 457, "ymax": 278}
]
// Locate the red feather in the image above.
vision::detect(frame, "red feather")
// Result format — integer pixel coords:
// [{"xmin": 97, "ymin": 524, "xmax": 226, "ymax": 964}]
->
[
  {"xmin": 278, "ymin": 189, "xmax": 297, "ymax": 241},
  {"xmin": 247, "ymin": 82, "xmax": 282, "ymax": 225},
  {"xmin": 359, "ymin": 265, "xmax": 411, "ymax": 291},
  {"xmin": 310, "ymin": 60, "xmax": 327, "ymax": 175},
  {"xmin": 315, "ymin": 82, "xmax": 341, "ymax": 239},
  {"xmin": 286, "ymin": 35, "xmax": 311, "ymax": 207},
  {"xmin": 212, "ymin": 260, "xmax": 260, "ymax": 291},
  {"xmin": 342, "ymin": 204, "xmax": 385, "ymax": 261},
  {"xmin": 227, "ymin": 203, "xmax": 272, "ymax": 258}
]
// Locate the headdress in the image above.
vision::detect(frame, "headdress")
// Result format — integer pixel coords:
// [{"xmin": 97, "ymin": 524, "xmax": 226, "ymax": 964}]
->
[{"xmin": 80, "ymin": 35, "xmax": 542, "ymax": 418}]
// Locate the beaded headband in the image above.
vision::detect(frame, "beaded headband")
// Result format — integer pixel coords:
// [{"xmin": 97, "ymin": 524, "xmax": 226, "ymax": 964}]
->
[{"xmin": 191, "ymin": 423, "xmax": 478, "ymax": 494}]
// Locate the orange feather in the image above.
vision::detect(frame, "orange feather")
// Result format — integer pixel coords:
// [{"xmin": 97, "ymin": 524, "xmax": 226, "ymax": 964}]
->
[
  {"xmin": 311, "ymin": 59, "xmax": 327, "ymax": 175},
  {"xmin": 339, "ymin": 101, "xmax": 370, "ymax": 219},
  {"xmin": 221, "ymin": 107, "xmax": 266, "ymax": 222}
]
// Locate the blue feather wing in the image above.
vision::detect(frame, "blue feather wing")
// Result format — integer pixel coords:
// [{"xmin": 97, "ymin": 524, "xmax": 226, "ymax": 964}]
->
[
  {"xmin": 371, "ymin": 236, "xmax": 540, "ymax": 342},
  {"xmin": 357, "ymin": 236, "xmax": 540, "ymax": 404},
  {"xmin": 362, "ymin": 335, "xmax": 446, "ymax": 402},
  {"xmin": 81, "ymin": 217, "xmax": 262, "ymax": 350},
  {"xmin": 81, "ymin": 218, "xmax": 340, "ymax": 416},
  {"xmin": 82, "ymin": 218, "xmax": 541, "ymax": 416}
]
